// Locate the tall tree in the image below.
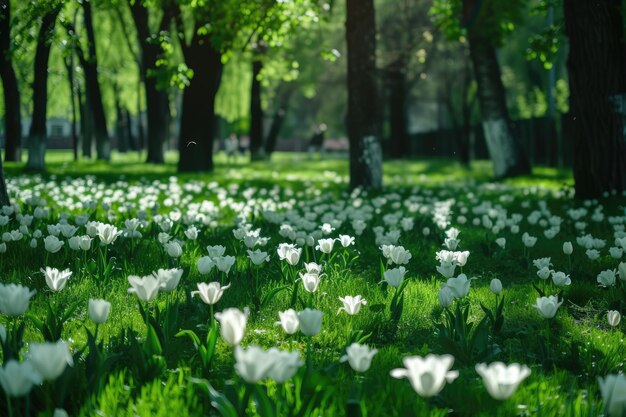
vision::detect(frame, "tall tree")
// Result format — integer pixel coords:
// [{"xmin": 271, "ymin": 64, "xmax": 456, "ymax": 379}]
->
[
  {"xmin": 69, "ymin": 0, "xmax": 110, "ymax": 161},
  {"xmin": 174, "ymin": 0, "xmax": 319, "ymax": 172},
  {"xmin": 249, "ymin": 42, "xmax": 266, "ymax": 161},
  {"xmin": 0, "ymin": 157, "xmax": 8, "ymax": 206},
  {"xmin": 262, "ymin": 86, "xmax": 293, "ymax": 156},
  {"xmin": 26, "ymin": 1, "xmax": 63, "ymax": 170},
  {"xmin": 175, "ymin": 16, "xmax": 224, "ymax": 172},
  {"xmin": 346, "ymin": 0, "xmax": 382, "ymax": 189},
  {"xmin": 128, "ymin": 0, "xmax": 174, "ymax": 164},
  {"xmin": 431, "ymin": 0, "xmax": 530, "ymax": 178},
  {"xmin": 0, "ymin": 0, "xmax": 22, "ymax": 162},
  {"xmin": 379, "ymin": 0, "xmax": 434, "ymax": 159},
  {"xmin": 564, "ymin": 0, "xmax": 626, "ymax": 198}
]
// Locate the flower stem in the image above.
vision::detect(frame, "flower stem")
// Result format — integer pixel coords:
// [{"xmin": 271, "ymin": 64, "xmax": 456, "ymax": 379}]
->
[
  {"xmin": 5, "ymin": 392, "xmax": 12, "ymax": 417},
  {"xmin": 306, "ymin": 337, "xmax": 312, "ymax": 375},
  {"xmin": 239, "ymin": 383, "xmax": 253, "ymax": 417}
]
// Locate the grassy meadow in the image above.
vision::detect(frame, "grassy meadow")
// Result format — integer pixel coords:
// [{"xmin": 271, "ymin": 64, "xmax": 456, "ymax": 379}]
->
[{"xmin": 0, "ymin": 152, "xmax": 624, "ymax": 417}]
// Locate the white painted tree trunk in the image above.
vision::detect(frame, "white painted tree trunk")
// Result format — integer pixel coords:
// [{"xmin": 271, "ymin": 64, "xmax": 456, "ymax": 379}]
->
[
  {"xmin": 362, "ymin": 136, "xmax": 383, "ymax": 188},
  {"xmin": 482, "ymin": 118, "xmax": 520, "ymax": 179},
  {"xmin": 26, "ymin": 135, "xmax": 46, "ymax": 171}
]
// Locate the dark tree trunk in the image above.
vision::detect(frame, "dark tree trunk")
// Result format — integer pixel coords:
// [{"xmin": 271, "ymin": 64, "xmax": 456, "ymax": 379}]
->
[
  {"xmin": 78, "ymin": 84, "xmax": 94, "ymax": 158},
  {"xmin": 564, "ymin": 0, "xmax": 626, "ymax": 198},
  {"xmin": 263, "ymin": 88, "xmax": 292, "ymax": 156},
  {"xmin": 387, "ymin": 56, "xmax": 409, "ymax": 159},
  {"xmin": 128, "ymin": 1, "xmax": 173, "ymax": 164},
  {"xmin": 468, "ymin": 37, "xmax": 530, "ymax": 178},
  {"xmin": 114, "ymin": 84, "xmax": 129, "ymax": 152},
  {"xmin": 346, "ymin": 0, "xmax": 382, "ymax": 189},
  {"xmin": 0, "ymin": 157, "xmax": 8, "ymax": 206},
  {"xmin": 26, "ymin": 6, "xmax": 62, "ymax": 171},
  {"xmin": 0, "ymin": 0, "xmax": 21, "ymax": 162},
  {"xmin": 177, "ymin": 34, "xmax": 223, "ymax": 172},
  {"xmin": 64, "ymin": 54, "xmax": 79, "ymax": 162},
  {"xmin": 80, "ymin": 0, "xmax": 110, "ymax": 161},
  {"xmin": 249, "ymin": 59, "xmax": 264, "ymax": 160}
]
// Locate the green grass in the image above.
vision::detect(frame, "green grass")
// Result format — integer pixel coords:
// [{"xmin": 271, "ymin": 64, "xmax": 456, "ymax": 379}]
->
[{"xmin": 1, "ymin": 152, "xmax": 622, "ymax": 417}]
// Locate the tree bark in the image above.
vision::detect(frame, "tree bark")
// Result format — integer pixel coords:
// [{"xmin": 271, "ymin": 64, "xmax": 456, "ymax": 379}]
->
[
  {"xmin": 387, "ymin": 56, "xmax": 409, "ymax": 159},
  {"xmin": 79, "ymin": 84, "xmax": 94, "ymax": 158},
  {"xmin": 467, "ymin": 38, "xmax": 530, "ymax": 178},
  {"xmin": 564, "ymin": 0, "xmax": 626, "ymax": 198},
  {"xmin": 346, "ymin": 0, "xmax": 382, "ymax": 189},
  {"xmin": 26, "ymin": 6, "xmax": 62, "ymax": 171},
  {"xmin": 249, "ymin": 58, "xmax": 264, "ymax": 161},
  {"xmin": 0, "ymin": 156, "xmax": 9, "ymax": 206},
  {"xmin": 64, "ymin": 54, "xmax": 79, "ymax": 162},
  {"xmin": 0, "ymin": 0, "xmax": 21, "ymax": 163},
  {"xmin": 128, "ymin": 1, "xmax": 173, "ymax": 164},
  {"xmin": 80, "ymin": 0, "xmax": 110, "ymax": 161},
  {"xmin": 263, "ymin": 87, "xmax": 292, "ymax": 156},
  {"xmin": 177, "ymin": 33, "xmax": 223, "ymax": 172}
]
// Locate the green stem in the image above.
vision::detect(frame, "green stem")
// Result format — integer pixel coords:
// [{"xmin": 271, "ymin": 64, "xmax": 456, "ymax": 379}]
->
[
  {"xmin": 567, "ymin": 255, "xmax": 572, "ymax": 273},
  {"xmin": 239, "ymin": 383, "xmax": 253, "ymax": 417},
  {"xmin": 5, "ymin": 392, "xmax": 12, "ymax": 417},
  {"xmin": 306, "ymin": 337, "xmax": 312, "ymax": 375}
]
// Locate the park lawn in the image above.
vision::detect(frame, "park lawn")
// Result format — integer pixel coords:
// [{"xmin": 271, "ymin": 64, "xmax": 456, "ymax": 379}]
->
[{"xmin": 1, "ymin": 153, "xmax": 623, "ymax": 417}]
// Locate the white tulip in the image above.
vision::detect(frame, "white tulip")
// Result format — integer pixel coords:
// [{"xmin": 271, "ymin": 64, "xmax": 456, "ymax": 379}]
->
[
  {"xmin": 340, "ymin": 343, "xmax": 378, "ymax": 373},
  {"xmin": 215, "ymin": 307, "xmax": 248, "ymax": 346},
  {"xmin": 390, "ymin": 354, "xmax": 459, "ymax": 397},
  {"xmin": 475, "ymin": 362, "xmax": 531, "ymax": 400}
]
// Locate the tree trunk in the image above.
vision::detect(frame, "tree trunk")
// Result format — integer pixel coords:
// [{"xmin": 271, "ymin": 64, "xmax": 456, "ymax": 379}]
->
[
  {"xmin": 0, "ymin": 157, "xmax": 9, "ymax": 206},
  {"xmin": 468, "ymin": 37, "xmax": 530, "ymax": 178},
  {"xmin": 346, "ymin": 0, "xmax": 382, "ymax": 189},
  {"xmin": 249, "ymin": 59, "xmax": 264, "ymax": 161},
  {"xmin": 64, "ymin": 54, "xmax": 79, "ymax": 162},
  {"xmin": 79, "ymin": 84, "xmax": 94, "ymax": 158},
  {"xmin": 564, "ymin": 0, "xmax": 626, "ymax": 198},
  {"xmin": 263, "ymin": 88, "xmax": 292, "ymax": 156},
  {"xmin": 177, "ymin": 34, "xmax": 223, "ymax": 172},
  {"xmin": 128, "ymin": 1, "xmax": 173, "ymax": 164},
  {"xmin": 0, "ymin": 0, "xmax": 21, "ymax": 162},
  {"xmin": 26, "ymin": 6, "xmax": 61, "ymax": 171},
  {"xmin": 114, "ymin": 85, "xmax": 129, "ymax": 152},
  {"xmin": 387, "ymin": 56, "xmax": 409, "ymax": 159},
  {"xmin": 81, "ymin": 0, "xmax": 110, "ymax": 161}
]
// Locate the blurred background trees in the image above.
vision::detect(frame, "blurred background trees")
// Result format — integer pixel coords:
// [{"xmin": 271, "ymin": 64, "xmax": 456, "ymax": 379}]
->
[{"xmin": 0, "ymin": 0, "xmax": 625, "ymax": 197}]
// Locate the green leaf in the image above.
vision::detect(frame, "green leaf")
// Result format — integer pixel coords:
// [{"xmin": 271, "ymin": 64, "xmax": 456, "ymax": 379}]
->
[
  {"xmin": 191, "ymin": 378, "xmax": 238, "ymax": 417},
  {"xmin": 260, "ymin": 285, "xmax": 290, "ymax": 309},
  {"xmin": 254, "ymin": 385, "xmax": 276, "ymax": 417},
  {"xmin": 175, "ymin": 329, "xmax": 201, "ymax": 349},
  {"xmin": 144, "ymin": 323, "xmax": 163, "ymax": 357}
]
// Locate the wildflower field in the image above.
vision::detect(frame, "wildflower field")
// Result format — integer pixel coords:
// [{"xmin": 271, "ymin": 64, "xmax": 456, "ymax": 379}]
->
[{"xmin": 0, "ymin": 153, "xmax": 625, "ymax": 417}]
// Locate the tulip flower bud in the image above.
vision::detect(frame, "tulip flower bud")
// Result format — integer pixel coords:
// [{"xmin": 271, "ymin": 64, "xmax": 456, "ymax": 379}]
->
[
  {"xmin": 53, "ymin": 409, "xmax": 69, "ymax": 417},
  {"xmin": 607, "ymin": 310, "xmax": 621, "ymax": 327},
  {"xmin": 88, "ymin": 299, "xmax": 111, "ymax": 324},
  {"xmin": 563, "ymin": 241, "xmax": 573, "ymax": 255},
  {"xmin": 438, "ymin": 286, "xmax": 454, "ymax": 308},
  {"xmin": 28, "ymin": 341, "xmax": 74, "ymax": 381},
  {"xmin": 215, "ymin": 307, "xmax": 249, "ymax": 346},
  {"xmin": 340, "ymin": 343, "xmax": 378, "ymax": 372},
  {"xmin": 598, "ymin": 374, "xmax": 626, "ymax": 417},
  {"xmin": 618, "ymin": 262, "xmax": 626, "ymax": 282},
  {"xmin": 0, "ymin": 360, "xmax": 42, "ymax": 397},
  {"xmin": 297, "ymin": 308, "xmax": 323, "ymax": 337},
  {"xmin": 276, "ymin": 309, "xmax": 300, "ymax": 334},
  {"xmin": 490, "ymin": 278, "xmax": 503, "ymax": 295}
]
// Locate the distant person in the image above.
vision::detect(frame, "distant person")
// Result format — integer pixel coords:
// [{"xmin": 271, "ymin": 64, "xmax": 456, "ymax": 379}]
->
[
  {"xmin": 307, "ymin": 123, "xmax": 327, "ymax": 160},
  {"xmin": 225, "ymin": 133, "xmax": 239, "ymax": 163}
]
